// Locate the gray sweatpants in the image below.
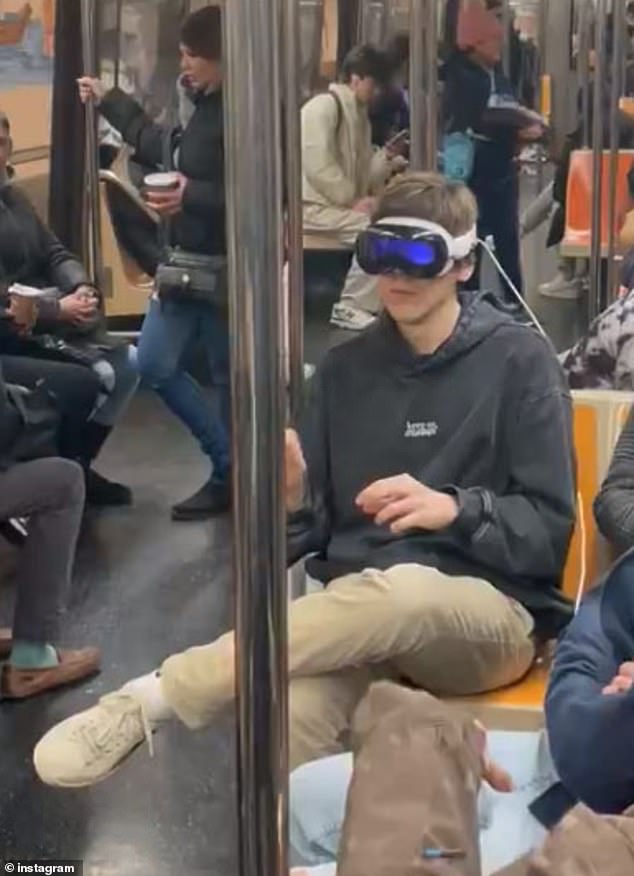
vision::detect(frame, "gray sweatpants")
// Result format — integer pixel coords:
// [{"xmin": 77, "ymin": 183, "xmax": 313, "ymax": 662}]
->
[{"xmin": 0, "ymin": 458, "xmax": 84, "ymax": 642}]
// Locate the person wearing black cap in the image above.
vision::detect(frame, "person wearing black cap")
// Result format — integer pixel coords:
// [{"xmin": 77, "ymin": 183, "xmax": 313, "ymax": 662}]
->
[{"xmin": 77, "ymin": 5, "xmax": 231, "ymax": 522}]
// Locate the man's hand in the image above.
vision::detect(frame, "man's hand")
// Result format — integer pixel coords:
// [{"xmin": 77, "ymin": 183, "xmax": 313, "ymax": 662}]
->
[
  {"xmin": 356, "ymin": 474, "xmax": 459, "ymax": 533},
  {"xmin": 352, "ymin": 196, "xmax": 378, "ymax": 216},
  {"xmin": 7, "ymin": 295, "xmax": 37, "ymax": 335},
  {"xmin": 603, "ymin": 661, "xmax": 634, "ymax": 695},
  {"xmin": 77, "ymin": 76, "xmax": 106, "ymax": 106},
  {"xmin": 286, "ymin": 429, "xmax": 307, "ymax": 513},
  {"xmin": 59, "ymin": 288, "xmax": 98, "ymax": 324},
  {"xmin": 474, "ymin": 720, "xmax": 514, "ymax": 792},
  {"xmin": 145, "ymin": 173, "xmax": 187, "ymax": 217}
]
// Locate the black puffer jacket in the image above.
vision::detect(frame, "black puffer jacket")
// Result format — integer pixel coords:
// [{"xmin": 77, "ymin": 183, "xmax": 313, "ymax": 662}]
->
[
  {"xmin": 99, "ymin": 86, "xmax": 225, "ymax": 257},
  {"xmin": 0, "ymin": 183, "xmax": 105, "ymax": 353}
]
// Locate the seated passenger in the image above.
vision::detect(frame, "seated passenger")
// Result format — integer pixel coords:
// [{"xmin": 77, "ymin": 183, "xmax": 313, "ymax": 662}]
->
[
  {"xmin": 0, "ymin": 111, "xmax": 138, "ymax": 506},
  {"xmin": 559, "ymin": 255, "xmax": 634, "ymax": 391},
  {"xmin": 77, "ymin": 5, "xmax": 231, "ymax": 521},
  {"xmin": 33, "ymin": 173, "xmax": 575, "ymax": 788},
  {"xmin": 545, "ymin": 408, "xmax": 634, "ymax": 814},
  {"xmin": 594, "ymin": 405, "xmax": 634, "ymax": 554},
  {"xmin": 0, "ymin": 362, "xmax": 100, "ymax": 698},
  {"xmin": 301, "ymin": 44, "xmax": 405, "ymax": 332},
  {"xmin": 289, "ymin": 684, "xmax": 634, "ymax": 876}
]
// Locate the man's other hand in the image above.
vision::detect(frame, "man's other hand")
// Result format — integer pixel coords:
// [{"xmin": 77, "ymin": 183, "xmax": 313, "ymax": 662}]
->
[{"xmin": 357, "ymin": 474, "xmax": 459, "ymax": 533}]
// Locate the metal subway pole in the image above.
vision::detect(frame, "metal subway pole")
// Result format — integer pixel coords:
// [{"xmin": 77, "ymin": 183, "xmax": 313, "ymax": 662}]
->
[
  {"xmin": 537, "ymin": 0, "xmax": 550, "ymax": 191},
  {"xmin": 284, "ymin": 0, "xmax": 305, "ymax": 426},
  {"xmin": 605, "ymin": 0, "xmax": 627, "ymax": 305},
  {"xmin": 223, "ymin": 0, "xmax": 289, "ymax": 874},
  {"xmin": 410, "ymin": 0, "xmax": 438, "ymax": 171},
  {"xmin": 113, "ymin": 0, "xmax": 123, "ymax": 89},
  {"xmin": 589, "ymin": 0, "xmax": 609, "ymax": 321},
  {"xmin": 577, "ymin": 0, "xmax": 592, "ymax": 148},
  {"xmin": 80, "ymin": 0, "xmax": 104, "ymax": 291}
]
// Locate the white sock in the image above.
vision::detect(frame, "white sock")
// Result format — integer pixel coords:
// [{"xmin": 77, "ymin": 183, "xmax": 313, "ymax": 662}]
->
[{"xmin": 121, "ymin": 671, "xmax": 174, "ymax": 725}]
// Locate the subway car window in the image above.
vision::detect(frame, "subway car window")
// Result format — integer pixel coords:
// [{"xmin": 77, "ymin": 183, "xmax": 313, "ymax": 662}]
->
[{"xmin": 5, "ymin": 2, "xmax": 634, "ymax": 875}]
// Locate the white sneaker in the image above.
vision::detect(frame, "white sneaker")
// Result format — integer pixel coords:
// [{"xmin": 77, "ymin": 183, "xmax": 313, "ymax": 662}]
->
[
  {"xmin": 33, "ymin": 689, "xmax": 155, "ymax": 788},
  {"xmin": 538, "ymin": 273, "xmax": 582, "ymax": 300},
  {"xmin": 330, "ymin": 303, "xmax": 376, "ymax": 331}
]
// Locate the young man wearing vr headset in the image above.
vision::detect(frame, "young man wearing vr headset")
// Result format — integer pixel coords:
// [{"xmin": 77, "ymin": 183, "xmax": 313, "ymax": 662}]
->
[{"xmin": 33, "ymin": 173, "xmax": 576, "ymax": 789}]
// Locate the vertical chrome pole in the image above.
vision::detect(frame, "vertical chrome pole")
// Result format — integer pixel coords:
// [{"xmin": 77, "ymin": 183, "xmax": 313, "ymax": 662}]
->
[
  {"xmin": 283, "ymin": 0, "xmax": 305, "ymax": 424},
  {"xmin": 409, "ymin": 0, "xmax": 424, "ymax": 170},
  {"xmin": 537, "ymin": 0, "xmax": 550, "ymax": 190},
  {"xmin": 223, "ymin": 0, "xmax": 289, "ymax": 874},
  {"xmin": 423, "ymin": 0, "xmax": 439, "ymax": 170},
  {"xmin": 606, "ymin": 0, "xmax": 627, "ymax": 304},
  {"xmin": 589, "ymin": 0, "xmax": 609, "ymax": 320},
  {"xmin": 80, "ymin": 0, "xmax": 104, "ymax": 290},
  {"xmin": 410, "ymin": 0, "xmax": 438, "ymax": 171},
  {"xmin": 113, "ymin": 0, "xmax": 123, "ymax": 89},
  {"xmin": 578, "ymin": 0, "xmax": 592, "ymax": 148}
]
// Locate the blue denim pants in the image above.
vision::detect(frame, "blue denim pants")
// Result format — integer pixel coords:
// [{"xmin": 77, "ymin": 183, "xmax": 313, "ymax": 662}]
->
[{"xmin": 137, "ymin": 295, "xmax": 230, "ymax": 484}]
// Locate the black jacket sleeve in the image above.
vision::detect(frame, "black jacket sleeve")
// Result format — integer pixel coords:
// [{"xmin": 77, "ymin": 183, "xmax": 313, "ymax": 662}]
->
[
  {"xmin": 450, "ymin": 341, "xmax": 576, "ymax": 581},
  {"xmin": 100, "ymin": 88, "xmax": 173, "ymax": 170},
  {"xmin": 286, "ymin": 370, "xmax": 333, "ymax": 566},
  {"xmin": 594, "ymin": 406, "xmax": 634, "ymax": 552},
  {"xmin": 182, "ymin": 177, "xmax": 225, "ymax": 217}
]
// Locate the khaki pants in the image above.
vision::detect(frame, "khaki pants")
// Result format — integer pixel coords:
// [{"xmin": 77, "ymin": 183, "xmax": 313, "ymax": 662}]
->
[{"xmin": 160, "ymin": 564, "xmax": 535, "ymax": 769}]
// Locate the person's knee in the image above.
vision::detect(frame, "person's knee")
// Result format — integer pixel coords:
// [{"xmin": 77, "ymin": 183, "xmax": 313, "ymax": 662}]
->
[
  {"xmin": 64, "ymin": 368, "xmax": 102, "ymax": 415},
  {"xmin": 30, "ymin": 458, "xmax": 86, "ymax": 509},
  {"xmin": 110, "ymin": 345, "xmax": 140, "ymax": 394}
]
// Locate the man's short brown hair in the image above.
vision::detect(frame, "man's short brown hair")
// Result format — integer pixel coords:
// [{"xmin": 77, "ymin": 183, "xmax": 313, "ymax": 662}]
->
[{"xmin": 373, "ymin": 172, "xmax": 478, "ymax": 237}]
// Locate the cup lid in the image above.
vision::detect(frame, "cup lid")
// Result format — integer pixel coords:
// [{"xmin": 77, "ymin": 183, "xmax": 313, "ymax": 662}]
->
[{"xmin": 144, "ymin": 172, "xmax": 180, "ymax": 188}]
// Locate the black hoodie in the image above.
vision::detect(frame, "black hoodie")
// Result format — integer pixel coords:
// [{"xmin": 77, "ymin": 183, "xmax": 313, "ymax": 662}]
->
[{"xmin": 288, "ymin": 292, "xmax": 576, "ymax": 636}]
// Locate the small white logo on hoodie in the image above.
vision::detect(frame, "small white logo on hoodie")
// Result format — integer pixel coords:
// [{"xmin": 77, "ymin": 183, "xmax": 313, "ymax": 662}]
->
[{"xmin": 404, "ymin": 421, "xmax": 438, "ymax": 439}]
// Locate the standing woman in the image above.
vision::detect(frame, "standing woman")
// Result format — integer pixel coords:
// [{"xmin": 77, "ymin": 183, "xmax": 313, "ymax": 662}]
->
[
  {"xmin": 78, "ymin": 5, "xmax": 230, "ymax": 521},
  {"xmin": 442, "ymin": 0, "xmax": 544, "ymax": 301}
]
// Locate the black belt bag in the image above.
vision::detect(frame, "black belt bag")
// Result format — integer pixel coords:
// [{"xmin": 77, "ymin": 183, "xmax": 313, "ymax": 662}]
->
[{"xmin": 156, "ymin": 248, "xmax": 228, "ymax": 310}]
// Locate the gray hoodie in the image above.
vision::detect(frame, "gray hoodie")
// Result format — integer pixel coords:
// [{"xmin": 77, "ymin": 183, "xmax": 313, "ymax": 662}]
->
[{"xmin": 288, "ymin": 292, "xmax": 576, "ymax": 637}]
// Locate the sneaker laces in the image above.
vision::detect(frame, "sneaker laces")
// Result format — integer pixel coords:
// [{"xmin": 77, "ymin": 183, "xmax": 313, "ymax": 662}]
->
[{"xmin": 75, "ymin": 692, "xmax": 155, "ymax": 764}]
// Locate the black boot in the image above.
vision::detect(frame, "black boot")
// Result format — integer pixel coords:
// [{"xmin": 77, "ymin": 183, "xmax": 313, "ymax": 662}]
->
[
  {"xmin": 80, "ymin": 422, "xmax": 133, "ymax": 508},
  {"xmin": 171, "ymin": 477, "xmax": 230, "ymax": 521}
]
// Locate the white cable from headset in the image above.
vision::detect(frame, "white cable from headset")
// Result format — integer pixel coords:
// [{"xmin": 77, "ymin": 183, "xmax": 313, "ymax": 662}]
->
[
  {"xmin": 477, "ymin": 238, "xmax": 548, "ymax": 339},
  {"xmin": 574, "ymin": 490, "xmax": 587, "ymax": 616}
]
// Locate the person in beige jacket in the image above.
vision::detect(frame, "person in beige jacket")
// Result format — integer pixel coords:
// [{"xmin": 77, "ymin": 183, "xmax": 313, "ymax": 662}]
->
[{"xmin": 302, "ymin": 45, "xmax": 405, "ymax": 331}]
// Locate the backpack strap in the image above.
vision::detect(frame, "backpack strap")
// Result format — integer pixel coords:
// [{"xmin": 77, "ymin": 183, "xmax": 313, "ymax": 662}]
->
[{"xmin": 330, "ymin": 90, "xmax": 344, "ymax": 139}]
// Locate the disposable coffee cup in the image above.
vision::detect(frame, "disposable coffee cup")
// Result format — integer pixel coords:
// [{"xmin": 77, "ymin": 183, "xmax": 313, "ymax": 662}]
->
[{"xmin": 144, "ymin": 172, "xmax": 180, "ymax": 194}]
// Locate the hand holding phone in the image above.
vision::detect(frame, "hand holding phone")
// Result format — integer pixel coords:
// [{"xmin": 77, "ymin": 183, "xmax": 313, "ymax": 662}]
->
[{"xmin": 386, "ymin": 129, "xmax": 410, "ymax": 158}]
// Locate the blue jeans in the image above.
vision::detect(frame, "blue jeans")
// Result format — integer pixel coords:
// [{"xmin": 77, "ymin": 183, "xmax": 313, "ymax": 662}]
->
[
  {"xmin": 290, "ymin": 732, "xmax": 555, "ymax": 875},
  {"xmin": 137, "ymin": 296, "xmax": 230, "ymax": 484}
]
